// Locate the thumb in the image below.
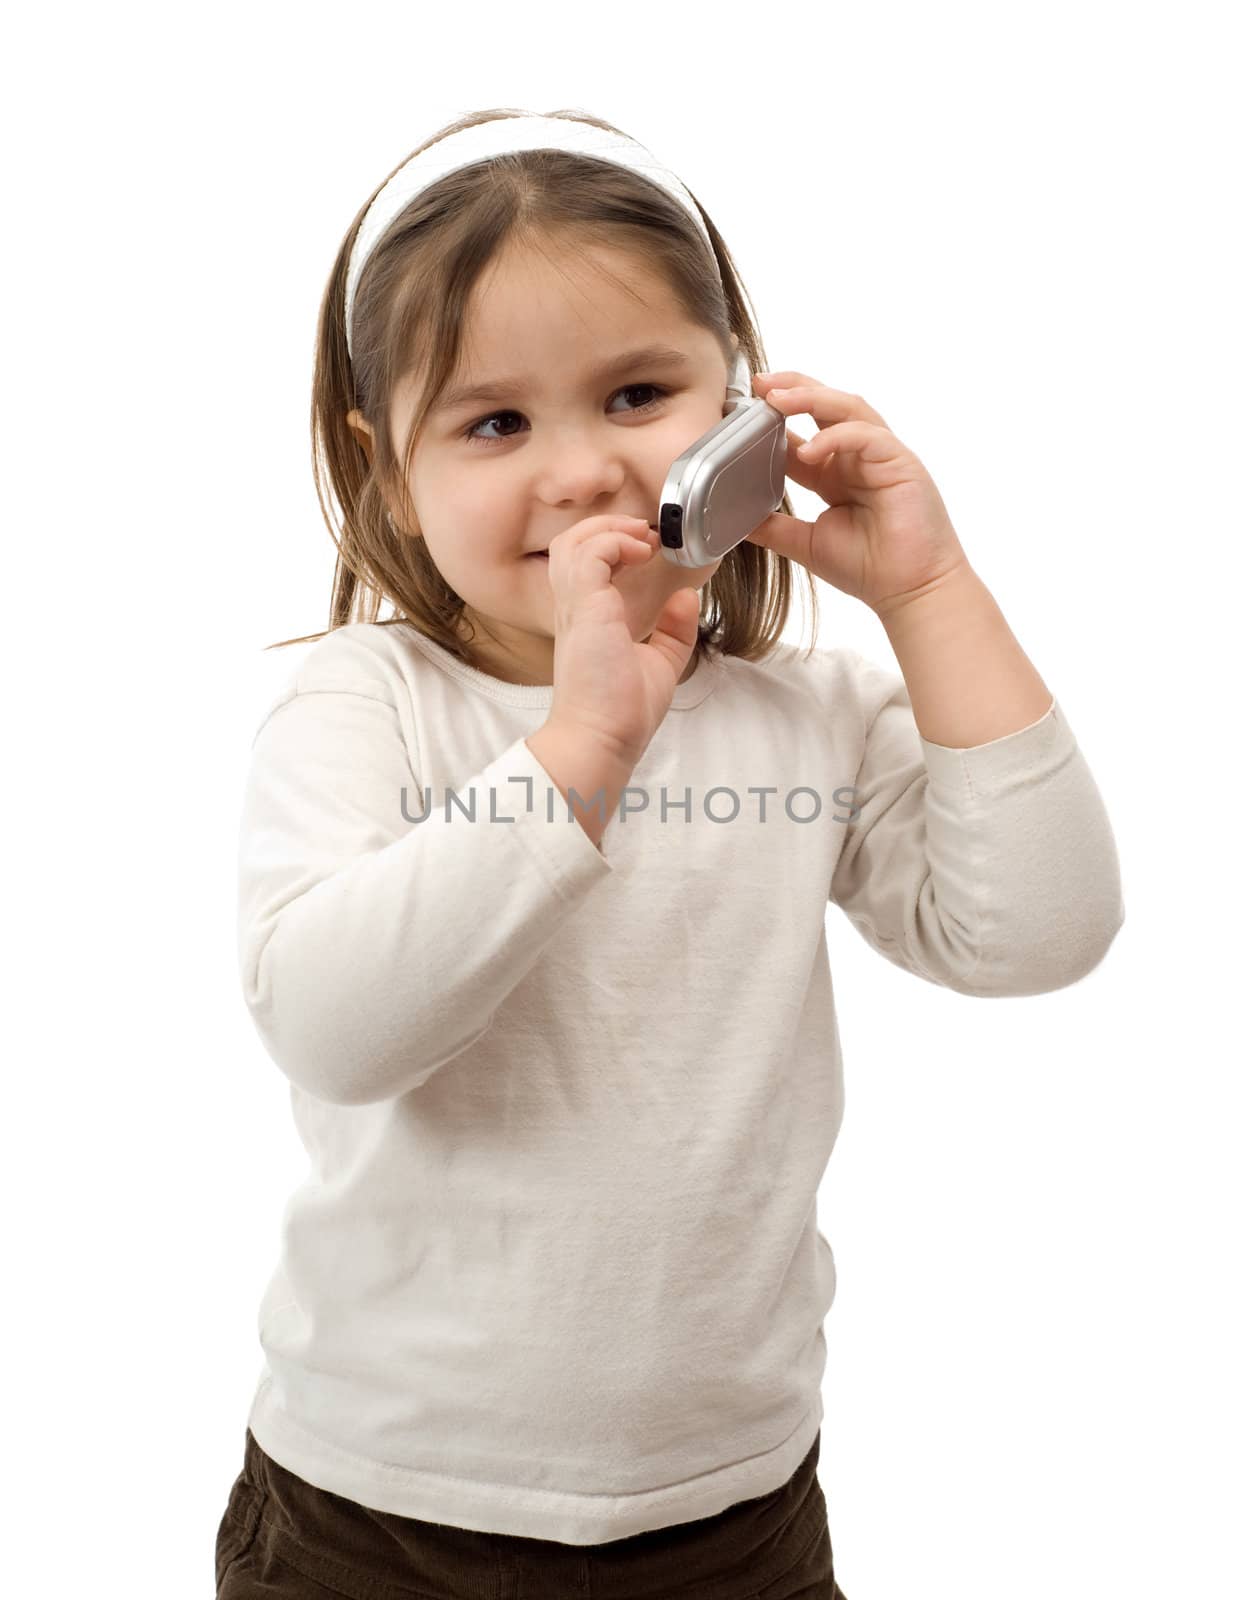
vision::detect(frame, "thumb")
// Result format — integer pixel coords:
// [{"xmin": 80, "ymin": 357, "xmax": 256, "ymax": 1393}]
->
[
  {"xmin": 643, "ymin": 585, "xmax": 702, "ymax": 680},
  {"xmin": 743, "ymin": 509, "xmax": 815, "ymax": 566}
]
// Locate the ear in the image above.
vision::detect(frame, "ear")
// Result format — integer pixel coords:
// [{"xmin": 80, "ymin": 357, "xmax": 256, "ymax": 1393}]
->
[{"xmin": 346, "ymin": 409, "xmax": 374, "ymax": 464}]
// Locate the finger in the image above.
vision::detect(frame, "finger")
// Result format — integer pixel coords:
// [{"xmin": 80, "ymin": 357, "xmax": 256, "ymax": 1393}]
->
[
  {"xmin": 753, "ymin": 369, "xmax": 823, "ymax": 392},
  {"xmin": 795, "ymin": 418, "xmax": 900, "ymax": 466},
  {"xmin": 643, "ymin": 586, "xmax": 701, "ymax": 678},
  {"xmin": 755, "ymin": 376, "xmax": 890, "ymax": 430},
  {"xmin": 781, "ymin": 426, "xmax": 826, "ymax": 493},
  {"xmin": 751, "ymin": 374, "xmax": 836, "ymax": 480},
  {"xmin": 773, "ymin": 415, "xmax": 872, "ymax": 495},
  {"xmin": 569, "ymin": 529, "xmax": 654, "ymax": 583},
  {"xmin": 742, "ymin": 510, "xmax": 818, "ymax": 569},
  {"xmin": 556, "ymin": 515, "xmax": 654, "ymax": 557}
]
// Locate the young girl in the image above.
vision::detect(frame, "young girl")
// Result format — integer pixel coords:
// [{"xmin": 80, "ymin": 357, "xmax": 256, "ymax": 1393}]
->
[{"xmin": 215, "ymin": 107, "xmax": 1124, "ymax": 1599}]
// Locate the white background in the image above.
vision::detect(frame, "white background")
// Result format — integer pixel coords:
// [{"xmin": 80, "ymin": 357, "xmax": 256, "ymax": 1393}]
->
[{"xmin": 6, "ymin": 2, "xmax": 1251, "ymax": 1596}]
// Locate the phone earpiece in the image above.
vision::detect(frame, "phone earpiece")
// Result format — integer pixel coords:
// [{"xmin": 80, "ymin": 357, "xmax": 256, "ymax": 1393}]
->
[{"xmin": 725, "ymin": 348, "xmax": 753, "ymax": 408}]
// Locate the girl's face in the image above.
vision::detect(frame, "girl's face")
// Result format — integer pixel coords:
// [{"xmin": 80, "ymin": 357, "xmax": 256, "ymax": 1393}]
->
[{"xmin": 357, "ymin": 240, "xmax": 731, "ymax": 686}]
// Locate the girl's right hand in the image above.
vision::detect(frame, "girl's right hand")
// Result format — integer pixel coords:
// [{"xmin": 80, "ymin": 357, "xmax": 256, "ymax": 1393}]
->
[{"xmin": 544, "ymin": 514, "xmax": 702, "ymax": 769}]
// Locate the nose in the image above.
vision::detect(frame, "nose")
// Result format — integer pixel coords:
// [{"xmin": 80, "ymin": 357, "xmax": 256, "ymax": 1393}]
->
[{"xmin": 541, "ymin": 434, "xmax": 629, "ymax": 508}]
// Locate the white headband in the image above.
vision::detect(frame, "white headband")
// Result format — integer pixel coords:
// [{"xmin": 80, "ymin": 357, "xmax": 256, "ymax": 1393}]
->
[{"xmin": 343, "ymin": 114, "xmax": 720, "ymax": 364}]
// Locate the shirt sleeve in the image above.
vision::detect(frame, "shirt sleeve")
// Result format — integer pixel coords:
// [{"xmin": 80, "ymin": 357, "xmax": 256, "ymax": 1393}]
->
[
  {"xmin": 236, "ymin": 668, "xmax": 612, "ymax": 1106},
  {"xmin": 829, "ymin": 655, "xmax": 1125, "ymax": 997}
]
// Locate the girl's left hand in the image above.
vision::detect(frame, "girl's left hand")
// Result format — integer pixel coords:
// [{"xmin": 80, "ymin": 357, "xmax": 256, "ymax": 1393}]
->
[{"xmin": 746, "ymin": 369, "xmax": 973, "ymax": 615}]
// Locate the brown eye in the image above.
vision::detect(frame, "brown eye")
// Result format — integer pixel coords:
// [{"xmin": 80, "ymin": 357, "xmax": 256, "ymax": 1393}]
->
[{"xmin": 462, "ymin": 384, "xmax": 672, "ymax": 446}]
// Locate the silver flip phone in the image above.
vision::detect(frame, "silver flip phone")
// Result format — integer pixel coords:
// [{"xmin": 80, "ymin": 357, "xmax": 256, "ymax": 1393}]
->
[{"xmin": 657, "ymin": 349, "xmax": 787, "ymax": 568}]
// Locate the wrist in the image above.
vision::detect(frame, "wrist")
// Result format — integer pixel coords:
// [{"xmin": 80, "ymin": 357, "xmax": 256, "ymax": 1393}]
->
[
  {"xmin": 871, "ymin": 559, "xmax": 980, "ymax": 628},
  {"xmin": 537, "ymin": 716, "xmax": 643, "ymax": 778},
  {"xmin": 526, "ymin": 721, "xmax": 640, "ymax": 851}
]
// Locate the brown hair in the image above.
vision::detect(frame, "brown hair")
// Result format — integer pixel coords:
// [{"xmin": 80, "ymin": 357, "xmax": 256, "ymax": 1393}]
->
[{"xmin": 268, "ymin": 106, "xmax": 819, "ymax": 666}]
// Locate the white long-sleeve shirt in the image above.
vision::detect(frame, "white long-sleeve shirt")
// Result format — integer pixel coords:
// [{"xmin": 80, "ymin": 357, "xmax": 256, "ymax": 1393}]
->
[{"xmin": 235, "ymin": 619, "xmax": 1124, "ymax": 1544}]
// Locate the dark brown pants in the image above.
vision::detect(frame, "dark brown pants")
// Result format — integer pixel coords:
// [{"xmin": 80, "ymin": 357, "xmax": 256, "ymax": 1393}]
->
[{"xmin": 215, "ymin": 1425, "xmax": 848, "ymax": 1598}]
